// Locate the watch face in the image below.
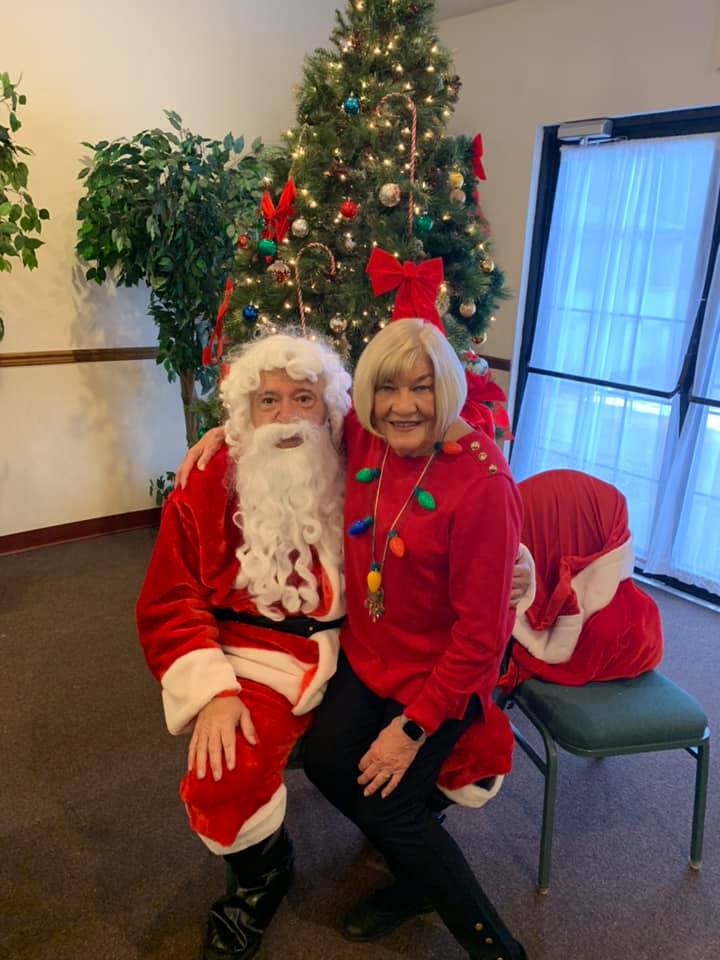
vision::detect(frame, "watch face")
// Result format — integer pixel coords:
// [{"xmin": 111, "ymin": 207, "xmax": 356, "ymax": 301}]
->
[{"xmin": 402, "ymin": 719, "xmax": 425, "ymax": 741}]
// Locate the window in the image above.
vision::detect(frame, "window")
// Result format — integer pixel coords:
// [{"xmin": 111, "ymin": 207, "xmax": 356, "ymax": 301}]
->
[{"xmin": 512, "ymin": 108, "xmax": 720, "ymax": 598}]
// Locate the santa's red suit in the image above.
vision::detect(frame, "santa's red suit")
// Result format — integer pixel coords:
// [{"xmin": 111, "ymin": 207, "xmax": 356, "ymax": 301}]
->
[
  {"xmin": 500, "ymin": 469, "xmax": 663, "ymax": 691},
  {"xmin": 136, "ymin": 447, "xmax": 343, "ymax": 854}
]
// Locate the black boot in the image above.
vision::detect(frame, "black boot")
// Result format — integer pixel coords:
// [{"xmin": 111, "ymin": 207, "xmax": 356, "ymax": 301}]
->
[
  {"xmin": 202, "ymin": 826, "xmax": 294, "ymax": 960},
  {"xmin": 342, "ymin": 881, "xmax": 434, "ymax": 942}
]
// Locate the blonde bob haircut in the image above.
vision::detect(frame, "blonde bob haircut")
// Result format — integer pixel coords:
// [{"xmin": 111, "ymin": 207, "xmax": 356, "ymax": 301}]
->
[{"xmin": 353, "ymin": 317, "xmax": 468, "ymax": 440}]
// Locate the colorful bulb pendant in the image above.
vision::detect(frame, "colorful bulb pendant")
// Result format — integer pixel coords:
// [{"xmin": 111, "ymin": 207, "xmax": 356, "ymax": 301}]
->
[
  {"xmin": 415, "ymin": 487, "xmax": 436, "ymax": 511},
  {"xmin": 355, "ymin": 467, "xmax": 381, "ymax": 482},
  {"xmin": 348, "ymin": 515, "xmax": 374, "ymax": 536},
  {"xmin": 435, "ymin": 440, "xmax": 463, "ymax": 456},
  {"xmin": 388, "ymin": 530, "xmax": 406, "ymax": 558},
  {"xmin": 367, "ymin": 568, "xmax": 383, "ymax": 593}
]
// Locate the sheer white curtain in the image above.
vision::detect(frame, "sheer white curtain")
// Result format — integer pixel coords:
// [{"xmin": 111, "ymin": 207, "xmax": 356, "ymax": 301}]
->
[
  {"xmin": 512, "ymin": 135, "xmax": 720, "ymax": 558},
  {"xmin": 645, "ymin": 242, "xmax": 720, "ymax": 593}
]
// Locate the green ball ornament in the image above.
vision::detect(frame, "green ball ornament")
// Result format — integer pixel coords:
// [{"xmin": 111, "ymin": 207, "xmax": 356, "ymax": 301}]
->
[
  {"xmin": 416, "ymin": 214, "xmax": 434, "ymax": 234},
  {"xmin": 258, "ymin": 238, "xmax": 277, "ymax": 258}
]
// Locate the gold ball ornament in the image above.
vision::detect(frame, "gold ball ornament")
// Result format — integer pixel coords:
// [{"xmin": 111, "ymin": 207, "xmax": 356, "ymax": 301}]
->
[
  {"xmin": 330, "ymin": 315, "xmax": 348, "ymax": 333},
  {"xmin": 481, "ymin": 258, "xmax": 495, "ymax": 273},
  {"xmin": 448, "ymin": 171, "xmax": 465, "ymax": 190},
  {"xmin": 472, "ymin": 332, "xmax": 488, "ymax": 347},
  {"xmin": 291, "ymin": 217, "xmax": 309, "ymax": 238},
  {"xmin": 379, "ymin": 182, "xmax": 402, "ymax": 207},
  {"xmin": 449, "ymin": 188, "xmax": 466, "ymax": 204},
  {"xmin": 459, "ymin": 300, "xmax": 477, "ymax": 318}
]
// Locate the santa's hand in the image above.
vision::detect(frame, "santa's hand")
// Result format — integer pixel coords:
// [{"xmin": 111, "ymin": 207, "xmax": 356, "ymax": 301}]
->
[
  {"xmin": 175, "ymin": 426, "xmax": 225, "ymax": 489},
  {"xmin": 510, "ymin": 550, "xmax": 532, "ymax": 606},
  {"xmin": 358, "ymin": 716, "xmax": 421, "ymax": 799},
  {"xmin": 188, "ymin": 695, "xmax": 257, "ymax": 781}
]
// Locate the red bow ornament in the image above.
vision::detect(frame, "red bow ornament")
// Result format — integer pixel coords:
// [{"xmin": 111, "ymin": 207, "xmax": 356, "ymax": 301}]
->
[
  {"xmin": 471, "ymin": 133, "xmax": 487, "ymax": 181},
  {"xmin": 202, "ymin": 276, "xmax": 233, "ymax": 366},
  {"xmin": 366, "ymin": 247, "xmax": 445, "ymax": 331},
  {"xmin": 260, "ymin": 177, "xmax": 297, "ymax": 244},
  {"xmin": 461, "ymin": 369, "xmax": 512, "ymax": 440}
]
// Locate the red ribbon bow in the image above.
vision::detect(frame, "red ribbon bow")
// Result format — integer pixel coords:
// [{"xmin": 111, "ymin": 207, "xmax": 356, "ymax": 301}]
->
[
  {"xmin": 461, "ymin": 369, "xmax": 512, "ymax": 440},
  {"xmin": 365, "ymin": 247, "xmax": 445, "ymax": 331},
  {"xmin": 471, "ymin": 133, "xmax": 486, "ymax": 181},
  {"xmin": 260, "ymin": 177, "xmax": 296, "ymax": 244},
  {"xmin": 202, "ymin": 276, "xmax": 233, "ymax": 366}
]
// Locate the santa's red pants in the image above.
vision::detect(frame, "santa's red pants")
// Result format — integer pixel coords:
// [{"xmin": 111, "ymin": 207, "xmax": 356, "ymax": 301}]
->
[{"xmin": 180, "ymin": 679, "xmax": 311, "ymax": 853}]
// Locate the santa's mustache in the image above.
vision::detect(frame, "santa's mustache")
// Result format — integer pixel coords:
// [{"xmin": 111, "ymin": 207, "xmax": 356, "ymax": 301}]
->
[{"xmin": 245, "ymin": 419, "xmax": 327, "ymax": 454}]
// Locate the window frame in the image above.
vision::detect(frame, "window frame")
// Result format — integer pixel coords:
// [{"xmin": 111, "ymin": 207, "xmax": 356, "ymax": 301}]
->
[{"xmin": 512, "ymin": 105, "xmax": 720, "ymax": 606}]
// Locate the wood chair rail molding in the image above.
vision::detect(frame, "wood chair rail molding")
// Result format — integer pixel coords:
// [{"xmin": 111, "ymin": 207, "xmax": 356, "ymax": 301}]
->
[
  {"xmin": 0, "ymin": 347, "xmax": 159, "ymax": 367},
  {"xmin": 0, "ymin": 348, "xmax": 510, "ymax": 371}
]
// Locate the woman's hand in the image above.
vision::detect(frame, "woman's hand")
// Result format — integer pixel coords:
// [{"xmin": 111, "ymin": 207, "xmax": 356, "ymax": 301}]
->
[
  {"xmin": 175, "ymin": 426, "xmax": 226, "ymax": 489},
  {"xmin": 357, "ymin": 716, "xmax": 422, "ymax": 798},
  {"xmin": 188, "ymin": 695, "xmax": 257, "ymax": 781},
  {"xmin": 510, "ymin": 550, "xmax": 533, "ymax": 606}
]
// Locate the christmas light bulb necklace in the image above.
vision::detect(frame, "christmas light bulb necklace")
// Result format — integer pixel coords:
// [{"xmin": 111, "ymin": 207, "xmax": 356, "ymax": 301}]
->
[{"xmin": 364, "ymin": 443, "xmax": 438, "ymax": 622}]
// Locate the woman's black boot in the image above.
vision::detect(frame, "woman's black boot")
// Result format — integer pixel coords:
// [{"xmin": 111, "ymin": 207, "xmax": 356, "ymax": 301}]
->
[{"xmin": 202, "ymin": 826, "xmax": 294, "ymax": 960}]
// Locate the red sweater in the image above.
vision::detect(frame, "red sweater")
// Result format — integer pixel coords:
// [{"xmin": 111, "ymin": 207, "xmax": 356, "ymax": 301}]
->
[{"xmin": 342, "ymin": 411, "xmax": 522, "ymax": 735}]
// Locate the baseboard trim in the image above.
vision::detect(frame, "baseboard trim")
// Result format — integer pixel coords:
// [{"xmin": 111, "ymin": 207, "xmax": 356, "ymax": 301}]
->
[{"xmin": 0, "ymin": 508, "xmax": 161, "ymax": 556}]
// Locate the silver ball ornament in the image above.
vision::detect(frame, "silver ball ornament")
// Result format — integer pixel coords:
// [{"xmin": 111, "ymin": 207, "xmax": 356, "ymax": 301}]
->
[
  {"xmin": 291, "ymin": 218, "xmax": 309, "ymax": 238},
  {"xmin": 343, "ymin": 234, "xmax": 357, "ymax": 251},
  {"xmin": 459, "ymin": 300, "xmax": 477, "ymax": 318},
  {"xmin": 449, "ymin": 188, "xmax": 467, "ymax": 204},
  {"xmin": 379, "ymin": 182, "xmax": 402, "ymax": 207},
  {"xmin": 267, "ymin": 260, "xmax": 292, "ymax": 284},
  {"xmin": 330, "ymin": 315, "xmax": 348, "ymax": 333}
]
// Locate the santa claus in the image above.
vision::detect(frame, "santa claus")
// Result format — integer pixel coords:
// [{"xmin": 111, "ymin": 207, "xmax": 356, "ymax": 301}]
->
[{"xmin": 136, "ymin": 333, "xmax": 351, "ymax": 960}]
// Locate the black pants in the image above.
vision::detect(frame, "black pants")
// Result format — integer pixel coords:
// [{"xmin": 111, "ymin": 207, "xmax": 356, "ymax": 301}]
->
[{"xmin": 303, "ymin": 652, "xmax": 517, "ymax": 957}]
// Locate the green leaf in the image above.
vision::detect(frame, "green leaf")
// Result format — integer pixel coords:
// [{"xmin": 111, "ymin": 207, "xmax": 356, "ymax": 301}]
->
[
  {"xmin": 233, "ymin": 136, "xmax": 245, "ymax": 154},
  {"xmin": 251, "ymin": 136, "xmax": 263, "ymax": 152},
  {"xmin": 9, "ymin": 113, "xmax": 20, "ymax": 133}
]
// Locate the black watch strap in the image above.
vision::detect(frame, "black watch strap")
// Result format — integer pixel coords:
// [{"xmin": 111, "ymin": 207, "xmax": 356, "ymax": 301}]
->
[{"xmin": 401, "ymin": 716, "xmax": 426, "ymax": 742}]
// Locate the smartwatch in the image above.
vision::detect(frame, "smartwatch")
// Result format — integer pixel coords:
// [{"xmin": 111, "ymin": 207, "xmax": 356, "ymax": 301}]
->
[{"xmin": 400, "ymin": 715, "xmax": 427, "ymax": 743}]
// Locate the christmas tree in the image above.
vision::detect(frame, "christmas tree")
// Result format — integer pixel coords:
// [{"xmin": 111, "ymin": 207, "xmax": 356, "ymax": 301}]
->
[{"xmin": 208, "ymin": 0, "xmax": 506, "ymax": 375}]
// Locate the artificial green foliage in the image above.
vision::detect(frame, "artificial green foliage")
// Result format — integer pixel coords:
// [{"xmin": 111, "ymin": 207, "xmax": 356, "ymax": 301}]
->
[
  {"xmin": 75, "ymin": 111, "xmax": 275, "ymax": 442},
  {"xmin": 149, "ymin": 470, "xmax": 176, "ymax": 506},
  {"xmin": 222, "ymin": 0, "xmax": 507, "ymax": 364},
  {"xmin": 0, "ymin": 73, "xmax": 50, "ymax": 338}
]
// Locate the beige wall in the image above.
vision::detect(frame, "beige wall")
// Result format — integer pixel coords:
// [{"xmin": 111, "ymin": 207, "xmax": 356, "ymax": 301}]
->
[
  {"xmin": 439, "ymin": 0, "xmax": 720, "ymax": 405},
  {"xmin": 0, "ymin": 0, "xmax": 341, "ymax": 535}
]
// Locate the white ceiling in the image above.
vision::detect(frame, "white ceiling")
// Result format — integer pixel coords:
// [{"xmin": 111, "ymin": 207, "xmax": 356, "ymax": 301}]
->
[{"xmin": 436, "ymin": 0, "xmax": 516, "ymax": 20}]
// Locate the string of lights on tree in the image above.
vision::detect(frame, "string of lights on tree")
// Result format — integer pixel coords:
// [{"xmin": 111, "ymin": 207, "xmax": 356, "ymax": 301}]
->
[{"xmin": 216, "ymin": 0, "xmax": 507, "ymax": 368}]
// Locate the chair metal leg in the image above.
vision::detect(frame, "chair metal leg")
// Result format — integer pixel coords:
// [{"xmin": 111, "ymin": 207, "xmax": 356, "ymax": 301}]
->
[
  {"xmin": 689, "ymin": 736, "xmax": 710, "ymax": 869},
  {"xmin": 536, "ymin": 726, "xmax": 558, "ymax": 894},
  {"xmin": 511, "ymin": 706, "xmax": 559, "ymax": 894}
]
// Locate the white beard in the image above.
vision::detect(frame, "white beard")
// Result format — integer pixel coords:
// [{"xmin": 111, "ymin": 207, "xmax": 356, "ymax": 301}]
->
[{"xmin": 231, "ymin": 420, "xmax": 345, "ymax": 621}]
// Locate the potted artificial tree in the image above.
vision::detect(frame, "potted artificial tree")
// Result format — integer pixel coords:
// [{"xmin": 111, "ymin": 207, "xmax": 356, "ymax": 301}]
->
[
  {"xmin": 76, "ymin": 111, "xmax": 272, "ymax": 451},
  {"xmin": 0, "ymin": 73, "xmax": 49, "ymax": 341}
]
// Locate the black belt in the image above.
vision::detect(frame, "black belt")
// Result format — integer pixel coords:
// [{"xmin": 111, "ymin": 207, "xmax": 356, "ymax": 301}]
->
[{"xmin": 212, "ymin": 608, "xmax": 345, "ymax": 638}]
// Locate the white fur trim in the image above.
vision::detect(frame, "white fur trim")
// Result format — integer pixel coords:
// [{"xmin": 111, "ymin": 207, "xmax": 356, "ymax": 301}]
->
[
  {"xmin": 292, "ymin": 628, "xmax": 341, "ymax": 716},
  {"xmin": 195, "ymin": 784, "xmax": 287, "ymax": 855},
  {"xmin": 512, "ymin": 537, "xmax": 635, "ymax": 664},
  {"xmin": 161, "ymin": 648, "xmax": 240, "ymax": 735},
  {"xmin": 513, "ymin": 542, "xmax": 536, "ymax": 617},
  {"xmin": 437, "ymin": 774, "xmax": 504, "ymax": 808}
]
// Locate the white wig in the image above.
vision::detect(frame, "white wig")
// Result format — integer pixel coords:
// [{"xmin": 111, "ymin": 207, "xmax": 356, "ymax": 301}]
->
[{"xmin": 219, "ymin": 332, "xmax": 352, "ymax": 451}]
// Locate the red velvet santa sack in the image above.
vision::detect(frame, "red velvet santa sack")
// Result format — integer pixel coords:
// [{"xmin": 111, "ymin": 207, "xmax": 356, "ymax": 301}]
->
[{"xmin": 500, "ymin": 469, "xmax": 663, "ymax": 690}]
